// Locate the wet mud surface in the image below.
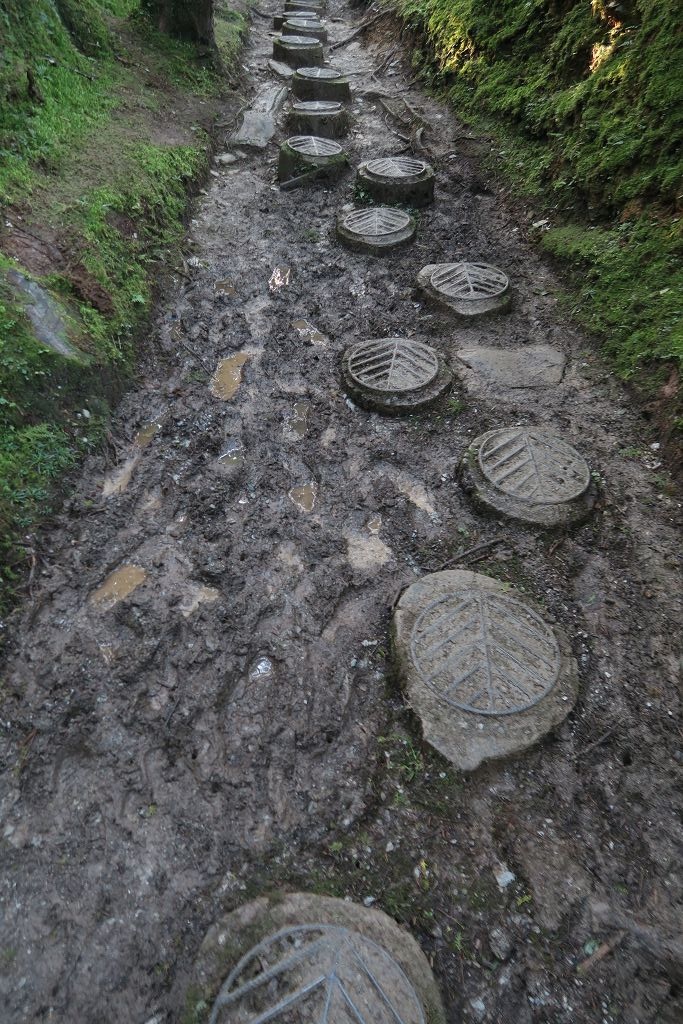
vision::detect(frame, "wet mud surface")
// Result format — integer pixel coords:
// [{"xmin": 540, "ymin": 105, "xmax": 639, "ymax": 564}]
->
[{"xmin": 1, "ymin": 5, "xmax": 682, "ymax": 1023}]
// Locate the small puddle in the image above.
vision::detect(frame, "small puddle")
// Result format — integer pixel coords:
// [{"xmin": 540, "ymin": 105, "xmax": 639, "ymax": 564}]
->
[
  {"xmin": 219, "ymin": 437, "xmax": 245, "ymax": 466},
  {"xmin": 103, "ymin": 456, "xmax": 139, "ymax": 498},
  {"xmin": 292, "ymin": 318, "xmax": 326, "ymax": 346},
  {"xmin": 269, "ymin": 266, "xmax": 291, "ymax": 292},
  {"xmin": 214, "ymin": 278, "xmax": 238, "ymax": 297},
  {"xmin": 90, "ymin": 565, "xmax": 147, "ymax": 611},
  {"xmin": 248, "ymin": 655, "xmax": 275, "ymax": 682},
  {"xmin": 288, "ymin": 482, "xmax": 317, "ymax": 513},
  {"xmin": 180, "ymin": 584, "xmax": 221, "ymax": 618},
  {"xmin": 210, "ymin": 353, "xmax": 250, "ymax": 400},
  {"xmin": 366, "ymin": 513, "xmax": 382, "ymax": 535},
  {"xmin": 135, "ymin": 419, "xmax": 163, "ymax": 448},
  {"xmin": 286, "ymin": 400, "xmax": 311, "ymax": 439}
]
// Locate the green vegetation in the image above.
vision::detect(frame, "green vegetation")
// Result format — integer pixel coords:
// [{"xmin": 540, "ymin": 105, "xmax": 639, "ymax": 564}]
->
[
  {"xmin": 395, "ymin": 0, "xmax": 682, "ymax": 412},
  {"xmin": 0, "ymin": 0, "xmax": 246, "ymax": 612}
]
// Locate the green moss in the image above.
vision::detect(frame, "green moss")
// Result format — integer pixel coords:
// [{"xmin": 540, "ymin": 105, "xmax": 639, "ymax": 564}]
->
[{"xmin": 394, "ymin": 0, "xmax": 682, "ymax": 421}]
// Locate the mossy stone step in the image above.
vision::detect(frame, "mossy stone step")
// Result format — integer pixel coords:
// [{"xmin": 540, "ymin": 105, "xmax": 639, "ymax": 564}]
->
[
  {"xmin": 417, "ymin": 261, "xmax": 512, "ymax": 318},
  {"xmin": 342, "ymin": 336, "xmax": 452, "ymax": 414},
  {"xmin": 278, "ymin": 135, "xmax": 347, "ymax": 186},
  {"xmin": 287, "ymin": 100, "xmax": 348, "ymax": 138},
  {"xmin": 273, "ymin": 34, "xmax": 324, "ymax": 67},
  {"xmin": 273, "ymin": 11, "xmax": 318, "ymax": 29},
  {"xmin": 336, "ymin": 206, "xmax": 416, "ymax": 255},
  {"xmin": 357, "ymin": 156, "xmax": 435, "ymax": 207},
  {"xmin": 292, "ymin": 66, "xmax": 351, "ymax": 102}
]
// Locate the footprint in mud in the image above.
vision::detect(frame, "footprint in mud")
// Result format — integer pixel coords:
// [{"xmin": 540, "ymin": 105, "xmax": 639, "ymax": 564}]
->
[
  {"xmin": 102, "ymin": 418, "xmax": 163, "ymax": 497},
  {"xmin": 89, "ymin": 564, "xmax": 147, "ymax": 611},
  {"xmin": 292, "ymin": 318, "xmax": 327, "ymax": 347},
  {"xmin": 218, "ymin": 437, "xmax": 245, "ymax": 467},
  {"xmin": 210, "ymin": 353, "xmax": 250, "ymax": 400},
  {"xmin": 288, "ymin": 482, "xmax": 317, "ymax": 512},
  {"xmin": 346, "ymin": 531, "xmax": 393, "ymax": 570},
  {"xmin": 284, "ymin": 400, "xmax": 311, "ymax": 440}
]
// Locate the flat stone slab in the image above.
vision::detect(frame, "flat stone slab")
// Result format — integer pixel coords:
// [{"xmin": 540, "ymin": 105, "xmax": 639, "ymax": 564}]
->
[
  {"xmin": 6, "ymin": 269, "xmax": 82, "ymax": 360},
  {"xmin": 456, "ymin": 344, "xmax": 566, "ymax": 388},
  {"xmin": 337, "ymin": 206, "xmax": 416, "ymax": 254},
  {"xmin": 342, "ymin": 336, "xmax": 452, "ymax": 414},
  {"xmin": 232, "ymin": 111, "xmax": 276, "ymax": 148},
  {"xmin": 267, "ymin": 58, "xmax": 295, "ymax": 79},
  {"xmin": 393, "ymin": 569, "xmax": 579, "ymax": 770},
  {"xmin": 190, "ymin": 893, "xmax": 446, "ymax": 1024},
  {"xmin": 357, "ymin": 156, "xmax": 434, "ymax": 207},
  {"xmin": 461, "ymin": 426, "xmax": 596, "ymax": 527},
  {"xmin": 417, "ymin": 261, "xmax": 511, "ymax": 318}
]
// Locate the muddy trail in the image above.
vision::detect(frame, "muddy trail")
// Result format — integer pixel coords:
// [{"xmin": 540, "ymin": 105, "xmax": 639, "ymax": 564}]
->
[{"xmin": 1, "ymin": 4, "xmax": 682, "ymax": 1023}]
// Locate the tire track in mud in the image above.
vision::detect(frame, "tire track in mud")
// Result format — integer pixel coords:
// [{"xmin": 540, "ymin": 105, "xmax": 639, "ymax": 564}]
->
[{"xmin": 0, "ymin": 4, "xmax": 681, "ymax": 1023}]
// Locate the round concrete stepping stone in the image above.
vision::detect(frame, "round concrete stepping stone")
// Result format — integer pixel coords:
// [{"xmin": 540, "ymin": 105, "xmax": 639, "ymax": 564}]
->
[
  {"xmin": 392, "ymin": 569, "xmax": 579, "ymax": 770},
  {"xmin": 288, "ymin": 99, "xmax": 348, "ymax": 138},
  {"xmin": 283, "ymin": 18, "xmax": 328, "ymax": 41},
  {"xmin": 357, "ymin": 156, "xmax": 435, "ymax": 208},
  {"xmin": 461, "ymin": 426, "xmax": 595, "ymax": 527},
  {"xmin": 337, "ymin": 206, "xmax": 416, "ymax": 254},
  {"xmin": 273, "ymin": 34, "xmax": 324, "ymax": 68},
  {"xmin": 342, "ymin": 336, "xmax": 452, "ymax": 414},
  {"xmin": 191, "ymin": 893, "xmax": 446, "ymax": 1024},
  {"xmin": 286, "ymin": 0, "xmax": 325, "ymax": 12},
  {"xmin": 278, "ymin": 135, "xmax": 346, "ymax": 185},
  {"xmin": 417, "ymin": 261, "xmax": 511, "ymax": 318},
  {"xmin": 273, "ymin": 11, "xmax": 318, "ymax": 29},
  {"xmin": 292, "ymin": 66, "xmax": 352, "ymax": 102}
]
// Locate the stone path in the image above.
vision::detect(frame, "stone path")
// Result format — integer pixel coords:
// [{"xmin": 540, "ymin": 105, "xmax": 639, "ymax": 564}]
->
[{"xmin": 0, "ymin": 3, "xmax": 681, "ymax": 1023}]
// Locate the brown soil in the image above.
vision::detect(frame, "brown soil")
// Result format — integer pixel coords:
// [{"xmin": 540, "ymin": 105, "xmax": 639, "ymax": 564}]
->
[{"xmin": 0, "ymin": 5, "xmax": 681, "ymax": 1024}]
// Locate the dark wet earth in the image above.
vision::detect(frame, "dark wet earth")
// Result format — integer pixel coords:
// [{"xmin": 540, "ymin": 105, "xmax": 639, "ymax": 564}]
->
[{"xmin": 1, "ymin": 4, "xmax": 682, "ymax": 1022}]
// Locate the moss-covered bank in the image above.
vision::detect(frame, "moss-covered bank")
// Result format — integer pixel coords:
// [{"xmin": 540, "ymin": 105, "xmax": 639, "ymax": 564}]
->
[
  {"xmin": 0, "ymin": 0, "xmax": 247, "ymax": 612},
  {"xmin": 394, "ymin": 0, "xmax": 682, "ymax": 436}
]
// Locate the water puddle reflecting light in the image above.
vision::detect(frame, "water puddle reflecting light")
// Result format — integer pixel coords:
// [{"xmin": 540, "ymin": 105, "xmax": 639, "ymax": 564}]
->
[
  {"xmin": 288, "ymin": 482, "xmax": 317, "ymax": 513},
  {"xmin": 210, "ymin": 353, "xmax": 250, "ymax": 400},
  {"xmin": 90, "ymin": 565, "xmax": 147, "ymax": 611},
  {"xmin": 291, "ymin": 318, "xmax": 326, "ymax": 347},
  {"xmin": 268, "ymin": 266, "xmax": 292, "ymax": 292},
  {"xmin": 286, "ymin": 400, "xmax": 311, "ymax": 439}
]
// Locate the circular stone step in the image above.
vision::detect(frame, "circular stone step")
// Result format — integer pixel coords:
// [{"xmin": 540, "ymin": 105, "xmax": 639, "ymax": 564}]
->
[
  {"xmin": 461, "ymin": 426, "xmax": 596, "ymax": 527},
  {"xmin": 273, "ymin": 11, "xmax": 318, "ymax": 29},
  {"xmin": 285, "ymin": 0, "xmax": 325, "ymax": 13},
  {"xmin": 342, "ymin": 337, "xmax": 452, "ymax": 414},
  {"xmin": 336, "ymin": 206, "xmax": 416, "ymax": 254},
  {"xmin": 417, "ymin": 261, "xmax": 511, "ymax": 318},
  {"xmin": 392, "ymin": 569, "xmax": 579, "ymax": 771},
  {"xmin": 357, "ymin": 156, "xmax": 435, "ymax": 207},
  {"xmin": 288, "ymin": 99, "xmax": 348, "ymax": 138},
  {"xmin": 190, "ymin": 893, "xmax": 446, "ymax": 1024},
  {"xmin": 282, "ymin": 18, "xmax": 328, "ymax": 41},
  {"xmin": 292, "ymin": 66, "xmax": 352, "ymax": 102},
  {"xmin": 273, "ymin": 34, "xmax": 324, "ymax": 68},
  {"xmin": 278, "ymin": 135, "xmax": 346, "ymax": 185}
]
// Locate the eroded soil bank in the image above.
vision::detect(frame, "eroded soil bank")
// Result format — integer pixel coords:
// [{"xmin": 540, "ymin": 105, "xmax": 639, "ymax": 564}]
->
[{"xmin": 0, "ymin": 4, "xmax": 681, "ymax": 1023}]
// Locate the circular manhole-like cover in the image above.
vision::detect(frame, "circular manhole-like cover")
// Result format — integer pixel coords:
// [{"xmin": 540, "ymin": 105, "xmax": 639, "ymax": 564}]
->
[
  {"xmin": 410, "ymin": 589, "xmax": 561, "ymax": 716},
  {"xmin": 280, "ymin": 34, "xmax": 320, "ymax": 45},
  {"xmin": 298, "ymin": 67, "xmax": 342, "ymax": 79},
  {"xmin": 478, "ymin": 428, "xmax": 591, "ymax": 505},
  {"xmin": 348, "ymin": 337, "xmax": 439, "ymax": 393},
  {"xmin": 430, "ymin": 262, "xmax": 508, "ymax": 301},
  {"xmin": 287, "ymin": 135, "xmax": 342, "ymax": 156},
  {"xmin": 292, "ymin": 100, "xmax": 342, "ymax": 113},
  {"xmin": 210, "ymin": 924, "xmax": 426, "ymax": 1024},
  {"xmin": 366, "ymin": 157, "xmax": 428, "ymax": 179},
  {"xmin": 342, "ymin": 207, "xmax": 412, "ymax": 238}
]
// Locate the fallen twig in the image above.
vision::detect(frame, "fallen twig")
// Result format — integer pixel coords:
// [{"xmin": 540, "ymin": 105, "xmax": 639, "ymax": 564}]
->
[
  {"xmin": 330, "ymin": 7, "xmax": 396, "ymax": 51},
  {"xmin": 577, "ymin": 932, "xmax": 626, "ymax": 974},
  {"xmin": 437, "ymin": 536, "xmax": 508, "ymax": 571},
  {"xmin": 590, "ymin": 902, "xmax": 683, "ymax": 980},
  {"xmin": 579, "ymin": 727, "xmax": 617, "ymax": 758}
]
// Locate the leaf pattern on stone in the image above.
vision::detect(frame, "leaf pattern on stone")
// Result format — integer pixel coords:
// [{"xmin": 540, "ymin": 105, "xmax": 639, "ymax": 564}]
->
[
  {"xmin": 294, "ymin": 101, "xmax": 341, "ymax": 113},
  {"xmin": 478, "ymin": 428, "xmax": 590, "ymax": 504},
  {"xmin": 343, "ymin": 207, "xmax": 411, "ymax": 237},
  {"xmin": 348, "ymin": 338, "xmax": 439, "ymax": 393},
  {"xmin": 366, "ymin": 157, "xmax": 426, "ymax": 179},
  {"xmin": 430, "ymin": 262, "xmax": 508, "ymax": 299},
  {"xmin": 280, "ymin": 34, "xmax": 320, "ymax": 45},
  {"xmin": 299, "ymin": 67, "xmax": 341, "ymax": 79},
  {"xmin": 210, "ymin": 925, "xmax": 425, "ymax": 1024},
  {"xmin": 289, "ymin": 136, "xmax": 342, "ymax": 156},
  {"xmin": 410, "ymin": 590, "xmax": 560, "ymax": 715}
]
